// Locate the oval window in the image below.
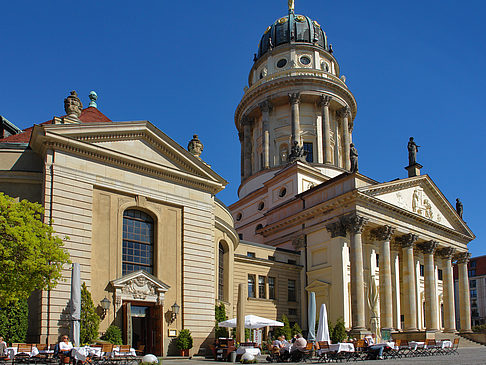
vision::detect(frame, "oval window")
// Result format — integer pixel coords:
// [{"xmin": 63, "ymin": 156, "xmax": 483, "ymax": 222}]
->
[
  {"xmin": 236, "ymin": 213, "xmax": 242, "ymax": 221},
  {"xmin": 279, "ymin": 187, "xmax": 287, "ymax": 197},
  {"xmin": 277, "ymin": 58, "xmax": 287, "ymax": 68},
  {"xmin": 300, "ymin": 56, "xmax": 311, "ymax": 65},
  {"xmin": 258, "ymin": 201, "xmax": 265, "ymax": 210}
]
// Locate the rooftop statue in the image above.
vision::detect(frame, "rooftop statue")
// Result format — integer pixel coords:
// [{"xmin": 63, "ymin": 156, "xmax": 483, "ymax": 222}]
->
[
  {"xmin": 350, "ymin": 143, "xmax": 358, "ymax": 173},
  {"xmin": 188, "ymin": 134, "xmax": 204, "ymax": 159},
  {"xmin": 456, "ymin": 198, "xmax": 463, "ymax": 218},
  {"xmin": 64, "ymin": 91, "xmax": 83, "ymax": 119},
  {"xmin": 407, "ymin": 137, "xmax": 420, "ymax": 166},
  {"xmin": 288, "ymin": 141, "xmax": 307, "ymax": 163}
]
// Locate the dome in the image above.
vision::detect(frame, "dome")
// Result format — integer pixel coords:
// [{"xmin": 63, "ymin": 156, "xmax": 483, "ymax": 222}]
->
[{"xmin": 256, "ymin": 13, "xmax": 328, "ymax": 60}]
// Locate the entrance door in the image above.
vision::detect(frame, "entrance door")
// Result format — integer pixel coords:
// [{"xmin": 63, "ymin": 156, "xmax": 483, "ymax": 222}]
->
[{"xmin": 149, "ymin": 305, "xmax": 164, "ymax": 356}]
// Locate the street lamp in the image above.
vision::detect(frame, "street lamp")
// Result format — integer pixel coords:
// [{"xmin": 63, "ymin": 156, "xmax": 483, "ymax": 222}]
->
[
  {"xmin": 171, "ymin": 302, "xmax": 180, "ymax": 322},
  {"xmin": 100, "ymin": 297, "xmax": 111, "ymax": 318}
]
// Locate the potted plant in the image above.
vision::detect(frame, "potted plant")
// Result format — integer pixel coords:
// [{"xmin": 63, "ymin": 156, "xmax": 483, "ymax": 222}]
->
[{"xmin": 175, "ymin": 329, "xmax": 193, "ymax": 356}]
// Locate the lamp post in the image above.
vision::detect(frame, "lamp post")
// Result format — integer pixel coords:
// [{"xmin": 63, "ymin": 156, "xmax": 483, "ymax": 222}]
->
[
  {"xmin": 171, "ymin": 302, "xmax": 180, "ymax": 322},
  {"xmin": 100, "ymin": 297, "xmax": 111, "ymax": 319}
]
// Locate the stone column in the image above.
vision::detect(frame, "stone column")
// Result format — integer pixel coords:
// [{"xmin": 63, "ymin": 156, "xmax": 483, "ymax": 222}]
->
[
  {"xmin": 344, "ymin": 213, "xmax": 368, "ymax": 332},
  {"xmin": 439, "ymin": 247, "xmax": 456, "ymax": 332},
  {"xmin": 289, "ymin": 93, "xmax": 301, "ymax": 144},
  {"xmin": 242, "ymin": 117, "xmax": 253, "ymax": 179},
  {"xmin": 397, "ymin": 233, "xmax": 419, "ymax": 331},
  {"xmin": 338, "ymin": 106, "xmax": 351, "ymax": 170},
  {"xmin": 371, "ymin": 225, "xmax": 395, "ymax": 330},
  {"xmin": 239, "ymin": 132, "xmax": 244, "ymax": 179},
  {"xmin": 391, "ymin": 250, "xmax": 401, "ymax": 330},
  {"xmin": 420, "ymin": 241, "xmax": 439, "ymax": 331},
  {"xmin": 259, "ymin": 100, "xmax": 272, "ymax": 169},
  {"xmin": 320, "ymin": 95, "xmax": 332, "ymax": 164},
  {"xmin": 236, "ymin": 283, "xmax": 246, "ymax": 342},
  {"xmin": 457, "ymin": 252, "xmax": 472, "ymax": 333}
]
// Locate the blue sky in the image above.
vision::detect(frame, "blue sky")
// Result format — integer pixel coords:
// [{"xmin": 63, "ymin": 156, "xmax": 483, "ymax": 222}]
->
[{"xmin": 2, "ymin": 1, "xmax": 485, "ymax": 256}]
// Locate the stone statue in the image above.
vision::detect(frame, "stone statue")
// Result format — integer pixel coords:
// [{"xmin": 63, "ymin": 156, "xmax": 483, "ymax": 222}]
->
[
  {"xmin": 288, "ymin": 141, "xmax": 307, "ymax": 163},
  {"xmin": 64, "ymin": 91, "xmax": 83, "ymax": 118},
  {"xmin": 456, "ymin": 198, "xmax": 463, "ymax": 218},
  {"xmin": 407, "ymin": 137, "xmax": 420, "ymax": 166},
  {"xmin": 187, "ymin": 134, "xmax": 204, "ymax": 158},
  {"xmin": 288, "ymin": 0, "xmax": 295, "ymax": 12},
  {"xmin": 350, "ymin": 143, "xmax": 358, "ymax": 172}
]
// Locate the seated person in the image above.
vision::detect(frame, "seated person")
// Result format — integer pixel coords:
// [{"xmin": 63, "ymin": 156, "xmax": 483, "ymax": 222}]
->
[
  {"xmin": 364, "ymin": 335, "xmax": 384, "ymax": 360},
  {"xmin": 289, "ymin": 334, "xmax": 307, "ymax": 361},
  {"xmin": 59, "ymin": 336, "xmax": 73, "ymax": 363}
]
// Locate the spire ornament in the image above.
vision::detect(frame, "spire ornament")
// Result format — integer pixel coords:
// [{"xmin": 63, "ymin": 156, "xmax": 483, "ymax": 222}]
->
[
  {"xmin": 64, "ymin": 91, "xmax": 83, "ymax": 119},
  {"xmin": 288, "ymin": 0, "xmax": 295, "ymax": 13},
  {"xmin": 88, "ymin": 91, "xmax": 98, "ymax": 108},
  {"xmin": 187, "ymin": 134, "xmax": 204, "ymax": 159}
]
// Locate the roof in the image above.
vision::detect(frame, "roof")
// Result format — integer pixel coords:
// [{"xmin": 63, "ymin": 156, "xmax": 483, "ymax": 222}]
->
[{"xmin": 0, "ymin": 107, "xmax": 112, "ymax": 143}]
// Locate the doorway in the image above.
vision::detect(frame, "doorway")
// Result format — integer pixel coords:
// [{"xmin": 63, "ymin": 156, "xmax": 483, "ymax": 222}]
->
[{"xmin": 131, "ymin": 306, "xmax": 149, "ymax": 350}]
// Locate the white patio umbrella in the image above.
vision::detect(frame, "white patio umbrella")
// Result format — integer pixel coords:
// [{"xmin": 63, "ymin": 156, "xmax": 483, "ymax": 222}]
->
[
  {"xmin": 316, "ymin": 304, "xmax": 330, "ymax": 343},
  {"xmin": 218, "ymin": 314, "xmax": 284, "ymax": 329},
  {"xmin": 70, "ymin": 263, "xmax": 81, "ymax": 346}
]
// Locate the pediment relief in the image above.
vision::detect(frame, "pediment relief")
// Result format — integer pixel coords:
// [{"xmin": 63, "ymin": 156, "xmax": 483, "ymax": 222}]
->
[{"xmin": 112, "ymin": 270, "xmax": 170, "ymax": 306}]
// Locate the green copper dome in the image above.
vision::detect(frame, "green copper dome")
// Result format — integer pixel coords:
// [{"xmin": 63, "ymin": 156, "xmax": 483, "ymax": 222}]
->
[{"xmin": 256, "ymin": 13, "xmax": 329, "ymax": 60}]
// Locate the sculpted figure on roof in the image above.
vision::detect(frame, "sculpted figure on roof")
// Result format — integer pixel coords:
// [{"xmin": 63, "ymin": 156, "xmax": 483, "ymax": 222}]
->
[{"xmin": 64, "ymin": 91, "xmax": 83, "ymax": 118}]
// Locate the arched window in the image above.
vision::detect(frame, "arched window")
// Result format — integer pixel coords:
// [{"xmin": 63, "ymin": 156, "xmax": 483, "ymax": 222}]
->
[
  {"xmin": 218, "ymin": 243, "xmax": 225, "ymax": 301},
  {"xmin": 279, "ymin": 144, "xmax": 289, "ymax": 165},
  {"xmin": 122, "ymin": 209, "xmax": 154, "ymax": 275}
]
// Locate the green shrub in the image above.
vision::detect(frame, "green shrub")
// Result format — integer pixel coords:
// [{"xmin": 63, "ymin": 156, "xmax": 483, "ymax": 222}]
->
[
  {"xmin": 330, "ymin": 318, "xmax": 346, "ymax": 343},
  {"xmin": 472, "ymin": 324, "xmax": 486, "ymax": 333},
  {"xmin": 0, "ymin": 299, "xmax": 28, "ymax": 343},
  {"xmin": 215, "ymin": 303, "xmax": 229, "ymax": 338},
  {"xmin": 291, "ymin": 322, "xmax": 302, "ymax": 337},
  {"xmin": 101, "ymin": 325, "xmax": 123, "ymax": 345},
  {"xmin": 80, "ymin": 283, "xmax": 100, "ymax": 345},
  {"xmin": 274, "ymin": 315, "xmax": 291, "ymax": 340},
  {"xmin": 175, "ymin": 329, "xmax": 193, "ymax": 350}
]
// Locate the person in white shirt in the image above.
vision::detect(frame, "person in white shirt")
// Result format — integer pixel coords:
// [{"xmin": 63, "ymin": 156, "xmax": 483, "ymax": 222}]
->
[
  {"xmin": 59, "ymin": 335, "xmax": 73, "ymax": 362},
  {"xmin": 0, "ymin": 337, "xmax": 7, "ymax": 357}
]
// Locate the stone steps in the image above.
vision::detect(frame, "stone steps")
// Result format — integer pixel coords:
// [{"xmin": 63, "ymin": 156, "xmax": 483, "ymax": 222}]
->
[{"xmin": 435, "ymin": 331, "xmax": 484, "ymax": 347}]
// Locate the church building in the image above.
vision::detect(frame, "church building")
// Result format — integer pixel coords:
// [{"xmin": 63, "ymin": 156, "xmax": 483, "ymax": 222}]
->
[{"xmin": 0, "ymin": 1, "xmax": 475, "ymax": 356}]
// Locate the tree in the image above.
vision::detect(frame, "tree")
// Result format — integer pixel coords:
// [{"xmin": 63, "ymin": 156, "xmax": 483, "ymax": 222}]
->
[
  {"xmin": 291, "ymin": 322, "xmax": 302, "ymax": 337},
  {"xmin": 215, "ymin": 303, "xmax": 229, "ymax": 338},
  {"xmin": 0, "ymin": 299, "xmax": 28, "ymax": 343},
  {"xmin": 0, "ymin": 193, "xmax": 70, "ymax": 306},
  {"xmin": 330, "ymin": 318, "xmax": 346, "ymax": 343},
  {"xmin": 101, "ymin": 325, "xmax": 123, "ymax": 345},
  {"xmin": 274, "ymin": 314, "xmax": 292, "ymax": 340},
  {"xmin": 80, "ymin": 282, "xmax": 100, "ymax": 345},
  {"xmin": 175, "ymin": 329, "xmax": 193, "ymax": 350}
]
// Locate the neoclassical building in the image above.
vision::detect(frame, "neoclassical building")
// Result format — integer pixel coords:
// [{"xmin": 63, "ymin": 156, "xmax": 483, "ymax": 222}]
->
[{"xmin": 228, "ymin": 4, "xmax": 475, "ymax": 338}]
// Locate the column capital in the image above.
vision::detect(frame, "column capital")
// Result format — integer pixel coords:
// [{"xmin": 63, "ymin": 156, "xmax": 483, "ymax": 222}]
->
[
  {"xmin": 326, "ymin": 218, "xmax": 347, "ymax": 238},
  {"xmin": 395, "ymin": 233, "xmax": 419, "ymax": 248},
  {"xmin": 259, "ymin": 99, "xmax": 273, "ymax": 113},
  {"xmin": 292, "ymin": 235, "xmax": 306, "ymax": 250},
  {"xmin": 288, "ymin": 92, "xmax": 301, "ymax": 105},
  {"xmin": 319, "ymin": 95, "xmax": 331, "ymax": 107},
  {"xmin": 337, "ymin": 106, "xmax": 351, "ymax": 120},
  {"xmin": 344, "ymin": 213, "xmax": 368, "ymax": 234},
  {"xmin": 419, "ymin": 240, "xmax": 438, "ymax": 254},
  {"xmin": 370, "ymin": 225, "xmax": 395, "ymax": 241},
  {"xmin": 455, "ymin": 251, "xmax": 471, "ymax": 264},
  {"xmin": 438, "ymin": 246, "xmax": 456, "ymax": 260},
  {"xmin": 241, "ymin": 115, "xmax": 254, "ymax": 126}
]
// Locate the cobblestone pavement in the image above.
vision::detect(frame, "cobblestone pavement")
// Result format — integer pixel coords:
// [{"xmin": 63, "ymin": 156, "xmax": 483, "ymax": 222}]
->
[{"xmin": 164, "ymin": 347, "xmax": 486, "ymax": 365}]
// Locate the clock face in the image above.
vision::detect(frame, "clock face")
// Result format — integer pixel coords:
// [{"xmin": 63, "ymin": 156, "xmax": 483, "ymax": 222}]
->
[
  {"xmin": 277, "ymin": 58, "xmax": 287, "ymax": 68},
  {"xmin": 300, "ymin": 56, "xmax": 311, "ymax": 65}
]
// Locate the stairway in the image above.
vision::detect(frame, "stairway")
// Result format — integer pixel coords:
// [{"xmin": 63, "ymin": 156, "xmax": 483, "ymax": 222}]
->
[{"xmin": 435, "ymin": 331, "xmax": 484, "ymax": 347}]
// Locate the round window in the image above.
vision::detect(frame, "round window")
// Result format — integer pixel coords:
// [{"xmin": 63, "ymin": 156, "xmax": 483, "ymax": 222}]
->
[
  {"xmin": 279, "ymin": 187, "xmax": 287, "ymax": 197},
  {"xmin": 277, "ymin": 58, "xmax": 287, "ymax": 68},
  {"xmin": 236, "ymin": 213, "xmax": 242, "ymax": 221},
  {"xmin": 300, "ymin": 56, "xmax": 311, "ymax": 65},
  {"xmin": 258, "ymin": 201, "xmax": 265, "ymax": 210}
]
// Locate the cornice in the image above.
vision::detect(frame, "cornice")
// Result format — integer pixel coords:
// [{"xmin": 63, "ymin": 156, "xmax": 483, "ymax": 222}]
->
[
  {"xmin": 234, "ymin": 254, "xmax": 303, "ymax": 270},
  {"xmin": 215, "ymin": 216, "xmax": 239, "ymax": 249}
]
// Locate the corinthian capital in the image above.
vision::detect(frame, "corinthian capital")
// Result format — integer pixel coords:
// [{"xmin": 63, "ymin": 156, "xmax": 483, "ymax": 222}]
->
[
  {"xmin": 438, "ymin": 247, "xmax": 456, "ymax": 260},
  {"xmin": 241, "ymin": 115, "xmax": 254, "ymax": 126},
  {"xmin": 319, "ymin": 95, "xmax": 331, "ymax": 107},
  {"xmin": 344, "ymin": 213, "xmax": 368, "ymax": 234},
  {"xmin": 259, "ymin": 100, "xmax": 273, "ymax": 113},
  {"xmin": 395, "ymin": 233, "xmax": 419, "ymax": 248},
  {"xmin": 419, "ymin": 240, "xmax": 438, "ymax": 254},
  {"xmin": 337, "ymin": 106, "xmax": 351, "ymax": 120},
  {"xmin": 370, "ymin": 225, "xmax": 395, "ymax": 242},
  {"xmin": 455, "ymin": 251, "xmax": 471, "ymax": 264},
  {"xmin": 288, "ymin": 92, "xmax": 301, "ymax": 105},
  {"xmin": 326, "ymin": 218, "xmax": 347, "ymax": 238}
]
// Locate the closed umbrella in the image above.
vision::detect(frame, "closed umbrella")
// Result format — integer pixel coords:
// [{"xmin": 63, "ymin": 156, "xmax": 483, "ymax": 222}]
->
[
  {"xmin": 71, "ymin": 263, "xmax": 81, "ymax": 346},
  {"xmin": 308, "ymin": 292, "xmax": 316, "ymax": 342},
  {"xmin": 218, "ymin": 315, "xmax": 284, "ymax": 329},
  {"xmin": 316, "ymin": 304, "xmax": 330, "ymax": 343}
]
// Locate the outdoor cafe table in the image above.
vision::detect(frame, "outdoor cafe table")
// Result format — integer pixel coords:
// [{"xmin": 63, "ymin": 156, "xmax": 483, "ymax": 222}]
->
[
  {"xmin": 6, "ymin": 346, "xmax": 39, "ymax": 359},
  {"xmin": 236, "ymin": 346, "xmax": 261, "ymax": 356},
  {"xmin": 72, "ymin": 347, "xmax": 103, "ymax": 362},
  {"xmin": 317, "ymin": 342, "xmax": 355, "ymax": 354},
  {"xmin": 438, "ymin": 340, "xmax": 452, "ymax": 348}
]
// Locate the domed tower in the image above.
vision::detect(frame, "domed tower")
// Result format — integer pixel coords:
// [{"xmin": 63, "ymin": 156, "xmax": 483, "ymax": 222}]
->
[{"xmin": 235, "ymin": 3, "xmax": 357, "ymax": 199}]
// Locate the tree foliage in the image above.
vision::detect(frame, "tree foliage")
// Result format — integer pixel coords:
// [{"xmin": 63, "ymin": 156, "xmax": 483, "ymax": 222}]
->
[
  {"xmin": 175, "ymin": 329, "xmax": 193, "ymax": 350},
  {"xmin": 0, "ymin": 298, "xmax": 28, "ymax": 343},
  {"xmin": 101, "ymin": 325, "xmax": 123, "ymax": 345},
  {"xmin": 215, "ymin": 303, "xmax": 229, "ymax": 338},
  {"xmin": 291, "ymin": 322, "xmax": 302, "ymax": 337},
  {"xmin": 274, "ymin": 314, "xmax": 292, "ymax": 340},
  {"xmin": 0, "ymin": 193, "xmax": 70, "ymax": 306},
  {"xmin": 80, "ymin": 282, "xmax": 100, "ymax": 345},
  {"xmin": 330, "ymin": 318, "xmax": 347, "ymax": 343}
]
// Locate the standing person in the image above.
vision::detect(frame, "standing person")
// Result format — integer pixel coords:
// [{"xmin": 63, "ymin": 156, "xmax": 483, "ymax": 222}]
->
[{"xmin": 0, "ymin": 337, "xmax": 6, "ymax": 357}]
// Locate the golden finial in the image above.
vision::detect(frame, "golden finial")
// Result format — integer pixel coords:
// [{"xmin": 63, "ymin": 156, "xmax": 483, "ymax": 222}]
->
[{"xmin": 288, "ymin": 0, "xmax": 295, "ymax": 13}]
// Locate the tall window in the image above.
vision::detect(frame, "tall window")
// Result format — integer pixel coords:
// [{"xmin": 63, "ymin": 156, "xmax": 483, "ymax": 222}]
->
[
  {"xmin": 268, "ymin": 277, "xmax": 276, "ymax": 299},
  {"xmin": 288, "ymin": 279, "xmax": 296, "ymax": 302},
  {"xmin": 258, "ymin": 276, "xmax": 266, "ymax": 298},
  {"xmin": 248, "ymin": 275, "xmax": 256, "ymax": 298},
  {"xmin": 218, "ymin": 243, "xmax": 225, "ymax": 301},
  {"xmin": 303, "ymin": 142, "xmax": 313, "ymax": 163},
  {"xmin": 420, "ymin": 264, "xmax": 424, "ymax": 277},
  {"xmin": 122, "ymin": 210, "xmax": 154, "ymax": 275}
]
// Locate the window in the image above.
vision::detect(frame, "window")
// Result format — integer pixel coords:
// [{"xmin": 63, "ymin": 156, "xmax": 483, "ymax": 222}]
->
[
  {"xmin": 268, "ymin": 277, "xmax": 276, "ymax": 299},
  {"xmin": 303, "ymin": 142, "xmax": 313, "ymax": 163},
  {"xmin": 438, "ymin": 269, "xmax": 443, "ymax": 281},
  {"xmin": 122, "ymin": 209, "xmax": 154, "ymax": 275},
  {"xmin": 289, "ymin": 308, "xmax": 297, "ymax": 316},
  {"xmin": 299, "ymin": 56, "xmax": 311, "ymax": 65},
  {"xmin": 470, "ymin": 261, "xmax": 477, "ymax": 268},
  {"xmin": 288, "ymin": 259, "xmax": 296, "ymax": 265},
  {"xmin": 279, "ymin": 144, "xmax": 289, "ymax": 165},
  {"xmin": 420, "ymin": 264, "xmax": 424, "ymax": 277},
  {"xmin": 238, "ymin": 233, "xmax": 243, "ymax": 240},
  {"xmin": 236, "ymin": 213, "xmax": 242, "ymax": 221},
  {"xmin": 288, "ymin": 279, "xmax": 296, "ymax": 302},
  {"xmin": 258, "ymin": 276, "xmax": 266, "ymax": 298},
  {"xmin": 471, "ymin": 300, "xmax": 478, "ymax": 308},
  {"xmin": 375, "ymin": 254, "xmax": 379, "ymax": 267},
  {"xmin": 258, "ymin": 201, "xmax": 265, "ymax": 210},
  {"xmin": 268, "ymin": 255, "xmax": 275, "ymax": 261},
  {"xmin": 279, "ymin": 187, "xmax": 287, "ymax": 197},
  {"xmin": 469, "ymin": 269, "xmax": 476, "ymax": 277},
  {"xmin": 218, "ymin": 243, "xmax": 225, "ymax": 301},
  {"xmin": 248, "ymin": 275, "xmax": 256, "ymax": 298},
  {"xmin": 255, "ymin": 224, "xmax": 263, "ymax": 232},
  {"xmin": 277, "ymin": 58, "xmax": 287, "ymax": 68},
  {"xmin": 247, "ymin": 252, "xmax": 256, "ymax": 258},
  {"xmin": 470, "ymin": 289, "xmax": 477, "ymax": 298},
  {"xmin": 470, "ymin": 280, "xmax": 477, "ymax": 288}
]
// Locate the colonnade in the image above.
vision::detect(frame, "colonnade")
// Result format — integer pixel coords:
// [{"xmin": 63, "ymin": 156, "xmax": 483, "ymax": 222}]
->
[
  {"xmin": 326, "ymin": 213, "xmax": 472, "ymax": 334},
  {"xmin": 239, "ymin": 93, "xmax": 352, "ymax": 179}
]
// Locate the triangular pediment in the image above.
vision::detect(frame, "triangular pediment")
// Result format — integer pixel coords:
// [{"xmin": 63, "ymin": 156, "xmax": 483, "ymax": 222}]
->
[
  {"xmin": 305, "ymin": 279, "xmax": 330, "ymax": 293},
  {"xmin": 112, "ymin": 270, "xmax": 170, "ymax": 292},
  {"xmin": 359, "ymin": 175, "xmax": 473, "ymax": 237}
]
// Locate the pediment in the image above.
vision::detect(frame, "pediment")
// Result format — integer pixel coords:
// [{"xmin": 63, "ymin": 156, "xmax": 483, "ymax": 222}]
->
[
  {"xmin": 111, "ymin": 270, "xmax": 170, "ymax": 305},
  {"xmin": 359, "ymin": 175, "xmax": 473, "ymax": 237},
  {"xmin": 305, "ymin": 280, "xmax": 330, "ymax": 293}
]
